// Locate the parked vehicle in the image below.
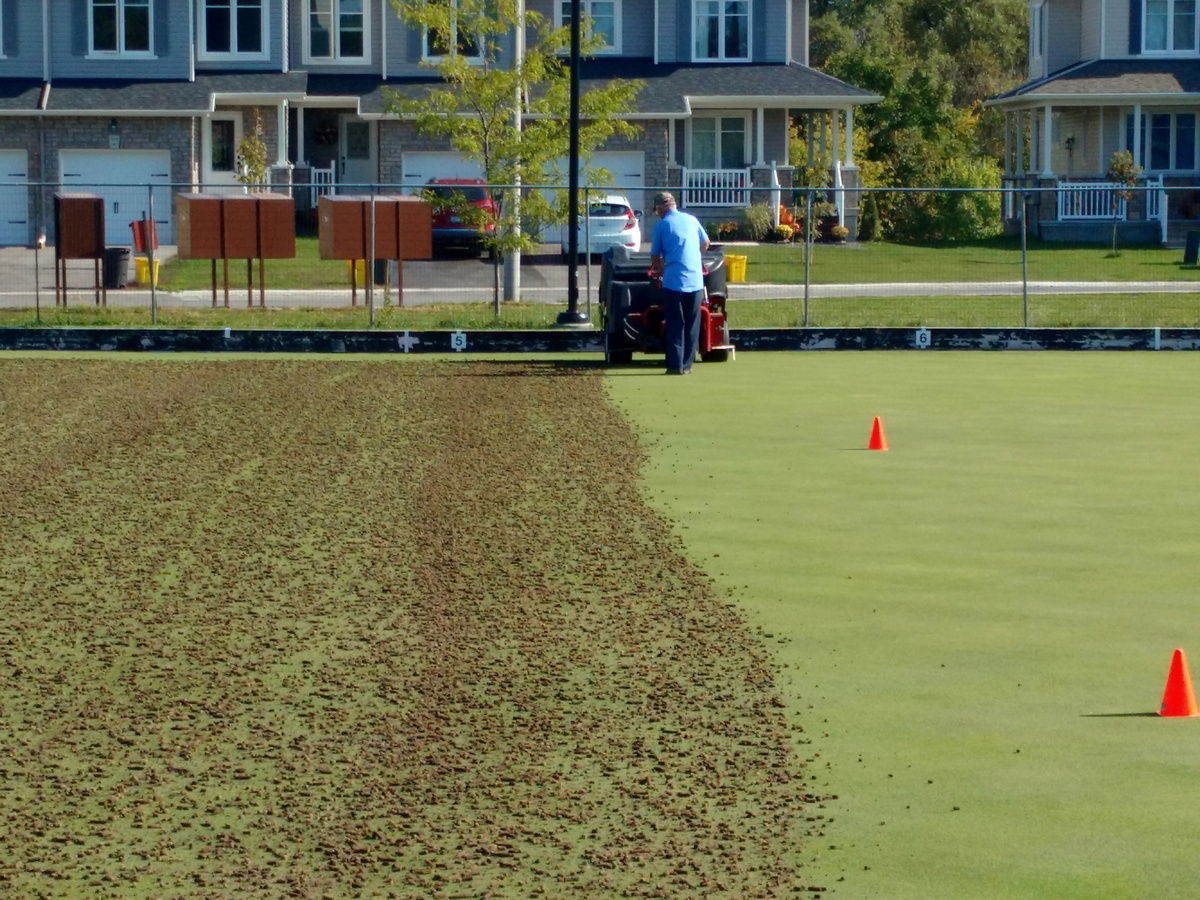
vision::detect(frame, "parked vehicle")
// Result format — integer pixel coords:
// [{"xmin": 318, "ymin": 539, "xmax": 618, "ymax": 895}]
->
[
  {"xmin": 561, "ymin": 195, "xmax": 642, "ymax": 258},
  {"xmin": 426, "ymin": 179, "xmax": 497, "ymax": 256}
]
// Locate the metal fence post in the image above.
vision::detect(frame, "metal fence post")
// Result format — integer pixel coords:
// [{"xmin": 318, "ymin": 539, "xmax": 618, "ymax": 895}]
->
[
  {"xmin": 1020, "ymin": 191, "xmax": 1029, "ymax": 328},
  {"xmin": 803, "ymin": 190, "xmax": 813, "ymax": 327},
  {"xmin": 368, "ymin": 191, "xmax": 376, "ymax": 327}
]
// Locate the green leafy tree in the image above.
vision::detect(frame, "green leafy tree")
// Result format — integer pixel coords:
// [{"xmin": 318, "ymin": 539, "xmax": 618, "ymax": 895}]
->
[
  {"xmin": 1105, "ymin": 149, "xmax": 1142, "ymax": 257},
  {"xmin": 235, "ymin": 109, "xmax": 270, "ymax": 192},
  {"xmin": 387, "ymin": 0, "xmax": 642, "ymax": 312}
]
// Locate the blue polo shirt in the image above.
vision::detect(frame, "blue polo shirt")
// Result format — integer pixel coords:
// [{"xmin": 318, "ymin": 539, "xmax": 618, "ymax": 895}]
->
[{"xmin": 651, "ymin": 208, "xmax": 709, "ymax": 293}]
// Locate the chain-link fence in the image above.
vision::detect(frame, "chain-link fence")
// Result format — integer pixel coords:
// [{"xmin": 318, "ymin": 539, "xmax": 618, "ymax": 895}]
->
[{"xmin": 2, "ymin": 181, "xmax": 1199, "ymax": 327}]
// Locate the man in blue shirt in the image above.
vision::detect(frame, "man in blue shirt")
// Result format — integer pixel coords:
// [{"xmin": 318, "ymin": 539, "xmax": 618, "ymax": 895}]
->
[{"xmin": 649, "ymin": 191, "xmax": 710, "ymax": 375}]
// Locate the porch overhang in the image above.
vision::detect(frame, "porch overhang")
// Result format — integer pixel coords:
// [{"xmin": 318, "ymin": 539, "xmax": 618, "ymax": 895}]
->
[{"xmin": 987, "ymin": 59, "xmax": 1200, "ymax": 110}]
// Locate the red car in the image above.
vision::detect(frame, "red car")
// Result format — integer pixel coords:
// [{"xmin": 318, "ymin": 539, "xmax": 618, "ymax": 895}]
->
[{"xmin": 426, "ymin": 178, "xmax": 497, "ymax": 256}]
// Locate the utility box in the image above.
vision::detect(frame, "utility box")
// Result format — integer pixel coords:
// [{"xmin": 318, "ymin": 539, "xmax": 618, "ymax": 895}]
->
[
  {"xmin": 256, "ymin": 193, "xmax": 296, "ymax": 259},
  {"xmin": 175, "ymin": 193, "xmax": 224, "ymax": 259},
  {"xmin": 54, "ymin": 193, "xmax": 105, "ymax": 259},
  {"xmin": 221, "ymin": 195, "xmax": 260, "ymax": 259},
  {"xmin": 318, "ymin": 195, "xmax": 432, "ymax": 260}
]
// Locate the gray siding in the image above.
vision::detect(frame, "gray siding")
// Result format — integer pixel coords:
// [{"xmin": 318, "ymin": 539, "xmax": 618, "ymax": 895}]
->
[
  {"xmin": 624, "ymin": 0, "xmax": 654, "ymax": 56},
  {"xmin": 790, "ymin": 0, "xmax": 806, "ymax": 64},
  {"xmin": 195, "ymin": 0, "xmax": 285, "ymax": 72},
  {"xmin": 0, "ymin": 0, "xmax": 42, "ymax": 77},
  {"xmin": 763, "ymin": 107, "xmax": 787, "ymax": 161},
  {"xmin": 1047, "ymin": 0, "xmax": 1082, "ymax": 71},
  {"xmin": 53, "ymin": 0, "xmax": 189, "ymax": 79},
  {"xmin": 1081, "ymin": 0, "xmax": 1101, "ymax": 59}
]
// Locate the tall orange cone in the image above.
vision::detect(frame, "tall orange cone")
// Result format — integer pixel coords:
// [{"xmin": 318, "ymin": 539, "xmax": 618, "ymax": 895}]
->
[
  {"xmin": 1159, "ymin": 648, "xmax": 1200, "ymax": 717},
  {"xmin": 868, "ymin": 416, "xmax": 888, "ymax": 452}
]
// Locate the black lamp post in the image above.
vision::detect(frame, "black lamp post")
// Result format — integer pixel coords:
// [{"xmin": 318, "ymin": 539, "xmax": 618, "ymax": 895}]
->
[{"xmin": 556, "ymin": 0, "xmax": 589, "ymax": 325}]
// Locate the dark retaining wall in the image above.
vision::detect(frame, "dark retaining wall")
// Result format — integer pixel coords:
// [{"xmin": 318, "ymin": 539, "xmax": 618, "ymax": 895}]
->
[{"xmin": 3, "ymin": 327, "xmax": 1200, "ymax": 353}]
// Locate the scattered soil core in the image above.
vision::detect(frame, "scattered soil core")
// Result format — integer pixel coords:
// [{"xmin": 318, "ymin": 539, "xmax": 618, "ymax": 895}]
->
[{"xmin": 0, "ymin": 358, "xmax": 822, "ymax": 896}]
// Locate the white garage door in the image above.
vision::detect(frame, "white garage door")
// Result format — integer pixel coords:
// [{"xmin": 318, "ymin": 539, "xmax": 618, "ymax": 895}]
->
[
  {"xmin": 0, "ymin": 150, "xmax": 30, "ymax": 246},
  {"xmin": 59, "ymin": 150, "xmax": 174, "ymax": 245},
  {"xmin": 589, "ymin": 151, "xmax": 645, "ymax": 215},
  {"xmin": 400, "ymin": 152, "xmax": 484, "ymax": 190}
]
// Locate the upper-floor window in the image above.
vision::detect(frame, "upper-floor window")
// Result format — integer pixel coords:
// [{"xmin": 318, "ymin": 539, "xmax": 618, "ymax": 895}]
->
[
  {"xmin": 423, "ymin": 0, "xmax": 483, "ymax": 60},
  {"xmin": 693, "ymin": 0, "xmax": 749, "ymax": 62},
  {"xmin": 91, "ymin": 0, "xmax": 153, "ymax": 56},
  {"xmin": 308, "ymin": 0, "xmax": 368, "ymax": 61},
  {"xmin": 201, "ymin": 0, "xmax": 268, "ymax": 59},
  {"xmin": 556, "ymin": 0, "xmax": 621, "ymax": 54},
  {"xmin": 1146, "ymin": 0, "xmax": 1197, "ymax": 52}
]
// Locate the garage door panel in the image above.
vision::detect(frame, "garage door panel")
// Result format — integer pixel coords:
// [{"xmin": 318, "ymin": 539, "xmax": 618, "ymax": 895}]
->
[
  {"xmin": 0, "ymin": 150, "xmax": 30, "ymax": 247},
  {"xmin": 59, "ymin": 150, "xmax": 174, "ymax": 245}
]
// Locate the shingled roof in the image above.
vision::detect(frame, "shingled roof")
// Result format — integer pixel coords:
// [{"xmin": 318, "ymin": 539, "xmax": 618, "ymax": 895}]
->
[
  {"xmin": 319, "ymin": 59, "xmax": 880, "ymax": 117},
  {"xmin": 990, "ymin": 59, "xmax": 1200, "ymax": 105},
  {"xmin": 25, "ymin": 72, "xmax": 308, "ymax": 114}
]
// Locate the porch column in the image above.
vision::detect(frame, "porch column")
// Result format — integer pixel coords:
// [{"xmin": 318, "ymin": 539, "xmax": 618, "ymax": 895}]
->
[
  {"xmin": 1132, "ymin": 103, "xmax": 1143, "ymax": 168},
  {"xmin": 1004, "ymin": 113, "xmax": 1012, "ymax": 176},
  {"xmin": 844, "ymin": 106, "xmax": 854, "ymax": 165},
  {"xmin": 756, "ymin": 107, "xmax": 765, "ymax": 166},
  {"xmin": 1097, "ymin": 107, "xmax": 1104, "ymax": 174},
  {"xmin": 1040, "ymin": 104, "xmax": 1053, "ymax": 177},
  {"xmin": 297, "ymin": 106, "xmax": 307, "ymax": 166},
  {"xmin": 806, "ymin": 112, "xmax": 814, "ymax": 166},
  {"xmin": 1016, "ymin": 112, "xmax": 1026, "ymax": 176},
  {"xmin": 275, "ymin": 100, "xmax": 289, "ymax": 168},
  {"xmin": 831, "ymin": 110, "xmax": 841, "ymax": 171}
]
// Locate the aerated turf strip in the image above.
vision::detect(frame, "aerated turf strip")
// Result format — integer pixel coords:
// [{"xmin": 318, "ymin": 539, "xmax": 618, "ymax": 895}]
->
[{"xmin": 0, "ymin": 358, "xmax": 822, "ymax": 896}]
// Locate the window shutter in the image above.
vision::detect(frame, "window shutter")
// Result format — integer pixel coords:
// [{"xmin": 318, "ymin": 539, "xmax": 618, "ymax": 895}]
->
[{"xmin": 1130, "ymin": 0, "xmax": 1142, "ymax": 54}]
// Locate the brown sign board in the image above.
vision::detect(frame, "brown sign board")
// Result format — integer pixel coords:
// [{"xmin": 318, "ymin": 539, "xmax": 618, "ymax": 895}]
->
[
  {"xmin": 318, "ymin": 195, "xmax": 432, "ymax": 261},
  {"xmin": 257, "ymin": 193, "xmax": 296, "ymax": 259},
  {"xmin": 54, "ymin": 193, "xmax": 105, "ymax": 259}
]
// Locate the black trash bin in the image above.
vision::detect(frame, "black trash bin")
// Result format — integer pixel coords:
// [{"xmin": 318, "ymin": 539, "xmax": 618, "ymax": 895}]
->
[
  {"xmin": 103, "ymin": 247, "xmax": 130, "ymax": 289},
  {"xmin": 1185, "ymin": 231, "xmax": 1200, "ymax": 266}
]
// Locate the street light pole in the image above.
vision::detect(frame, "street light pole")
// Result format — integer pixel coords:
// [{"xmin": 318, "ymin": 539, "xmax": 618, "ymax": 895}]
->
[
  {"xmin": 557, "ymin": 0, "xmax": 589, "ymax": 325},
  {"xmin": 503, "ymin": 0, "xmax": 524, "ymax": 303}
]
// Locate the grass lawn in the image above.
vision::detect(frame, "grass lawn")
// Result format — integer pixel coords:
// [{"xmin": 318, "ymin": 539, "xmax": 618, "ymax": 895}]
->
[
  {"xmin": 740, "ymin": 238, "xmax": 1200, "ymax": 285},
  {"xmin": 7, "ymin": 292, "xmax": 1200, "ymax": 328},
  {"xmin": 157, "ymin": 237, "xmax": 352, "ymax": 291},
  {"xmin": 608, "ymin": 352, "xmax": 1200, "ymax": 898}
]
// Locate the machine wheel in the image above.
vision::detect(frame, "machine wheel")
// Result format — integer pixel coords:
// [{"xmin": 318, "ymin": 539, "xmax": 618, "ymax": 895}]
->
[{"xmin": 701, "ymin": 348, "xmax": 731, "ymax": 363}]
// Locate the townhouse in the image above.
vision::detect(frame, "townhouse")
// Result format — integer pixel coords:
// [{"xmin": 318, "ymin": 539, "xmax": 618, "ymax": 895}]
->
[
  {"xmin": 0, "ymin": 0, "xmax": 877, "ymax": 246},
  {"xmin": 990, "ymin": 0, "xmax": 1200, "ymax": 243}
]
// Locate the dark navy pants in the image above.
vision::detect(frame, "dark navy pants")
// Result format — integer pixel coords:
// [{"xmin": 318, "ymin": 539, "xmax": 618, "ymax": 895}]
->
[{"xmin": 661, "ymin": 287, "xmax": 703, "ymax": 372}]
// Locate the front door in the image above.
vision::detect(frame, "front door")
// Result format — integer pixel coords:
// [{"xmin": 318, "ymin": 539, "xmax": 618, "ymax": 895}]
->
[
  {"xmin": 339, "ymin": 117, "xmax": 375, "ymax": 190},
  {"xmin": 203, "ymin": 113, "xmax": 244, "ymax": 195}
]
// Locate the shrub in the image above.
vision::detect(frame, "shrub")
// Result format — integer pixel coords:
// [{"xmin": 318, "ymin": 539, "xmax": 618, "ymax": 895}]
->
[
  {"xmin": 742, "ymin": 203, "xmax": 775, "ymax": 241},
  {"xmin": 831, "ymin": 224, "xmax": 850, "ymax": 241},
  {"xmin": 769, "ymin": 224, "xmax": 795, "ymax": 242}
]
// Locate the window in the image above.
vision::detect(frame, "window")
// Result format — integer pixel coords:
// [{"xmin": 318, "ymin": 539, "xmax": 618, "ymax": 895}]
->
[
  {"xmin": 690, "ymin": 115, "xmax": 747, "ymax": 168},
  {"xmin": 308, "ymin": 0, "xmax": 368, "ymax": 61},
  {"xmin": 90, "ymin": 0, "xmax": 152, "ymax": 55},
  {"xmin": 423, "ymin": 0, "xmax": 483, "ymax": 60},
  {"xmin": 211, "ymin": 120, "xmax": 237, "ymax": 173},
  {"xmin": 202, "ymin": 0, "xmax": 266, "ymax": 58},
  {"xmin": 1146, "ymin": 0, "xmax": 1197, "ymax": 52},
  {"xmin": 1125, "ymin": 112, "xmax": 1197, "ymax": 170},
  {"xmin": 556, "ymin": 0, "xmax": 621, "ymax": 53},
  {"xmin": 693, "ymin": 0, "xmax": 749, "ymax": 61}
]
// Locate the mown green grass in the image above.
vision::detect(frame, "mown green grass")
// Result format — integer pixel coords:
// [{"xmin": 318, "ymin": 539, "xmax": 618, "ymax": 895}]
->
[
  {"xmin": 741, "ymin": 238, "xmax": 1200, "ymax": 285},
  {"xmin": 608, "ymin": 353, "xmax": 1200, "ymax": 898},
  {"xmin": 7, "ymin": 292, "xmax": 1200, "ymax": 328},
  {"xmin": 150, "ymin": 237, "xmax": 1199, "ymax": 292}
]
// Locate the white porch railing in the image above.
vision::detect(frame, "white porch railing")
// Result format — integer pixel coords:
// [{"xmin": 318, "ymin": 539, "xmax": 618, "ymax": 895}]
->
[
  {"xmin": 681, "ymin": 167, "xmax": 750, "ymax": 207},
  {"xmin": 310, "ymin": 165, "xmax": 336, "ymax": 206},
  {"xmin": 1056, "ymin": 181, "xmax": 1127, "ymax": 220}
]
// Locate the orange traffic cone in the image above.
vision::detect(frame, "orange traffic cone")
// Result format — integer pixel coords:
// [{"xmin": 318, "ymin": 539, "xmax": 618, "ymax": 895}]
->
[
  {"xmin": 868, "ymin": 416, "xmax": 888, "ymax": 451},
  {"xmin": 1159, "ymin": 648, "xmax": 1200, "ymax": 717}
]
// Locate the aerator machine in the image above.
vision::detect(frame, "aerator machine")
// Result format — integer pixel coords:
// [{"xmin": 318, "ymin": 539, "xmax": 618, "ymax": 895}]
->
[{"xmin": 598, "ymin": 246, "xmax": 735, "ymax": 365}]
